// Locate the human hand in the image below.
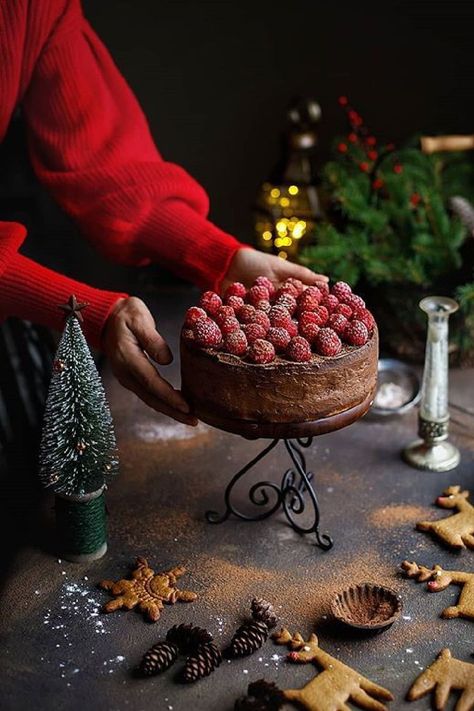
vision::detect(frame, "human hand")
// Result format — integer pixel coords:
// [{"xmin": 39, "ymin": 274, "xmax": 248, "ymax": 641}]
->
[
  {"xmin": 102, "ymin": 297, "xmax": 197, "ymax": 426},
  {"xmin": 221, "ymin": 247, "xmax": 328, "ymax": 293}
]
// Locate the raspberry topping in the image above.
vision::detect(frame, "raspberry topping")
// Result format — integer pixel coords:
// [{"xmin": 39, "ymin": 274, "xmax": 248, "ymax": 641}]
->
[
  {"xmin": 354, "ymin": 307, "xmax": 375, "ymax": 333},
  {"xmin": 220, "ymin": 316, "xmax": 241, "ymax": 335},
  {"xmin": 224, "ymin": 330, "xmax": 248, "ymax": 356},
  {"xmin": 185, "ymin": 306, "xmax": 207, "ymax": 327},
  {"xmin": 250, "ymin": 310, "xmax": 271, "ymax": 331},
  {"xmin": 275, "ymin": 283, "xmax": 299, "ymax": 299},
  {"xmin": 286, "ymin": 336, "xmax": 312, "ymax": 362},
  {"xmin": 275, "ymin": 293, "xmax": 297, "ymax": 315},
  {"xmin": 284, "ymin": 277, "xmax": 305, "ymax": 295},
  {"xmin": 314, "ymin": 327, "xmax": 342, "ymax": 356},
  {"xmin": 287, "ymin": 320, "xmax": 299, "ymax": 338},
  {"xmin": 248, "ymin": 339, "xmax": 276, "ymax": 364},
  {"xmin": 266, "ymin": 327, "xmax": 291, "ymax": 353},
  {"xmin": 328, "ymin": 313, "xmax": 349, "ymax": 336},
  {"xmin": 215, "ymin": 305, "xmax": 236, "ymax": 325},
  {"xmin": 194, "ymin": 317, "xmax": 222, "ymax": 347},
  {"xmin": 224, "ymin": 294, "xmax": 245, "ymax": 312},
  {"xmin": 182, "ymin": 328, "xmax": 195, "ymax": 342},
  {"xmin": 224, "ymin": 282, "xmax": 246, "ymax": 299},
  {"xmin": 334, "ymin": 303, "xmax": 353, "ymax": 319},
  {"xmin": 242, "ymin": 323, "xmax": 267, "ymax": 344},
  {"xmin": 199, "ymin": 290, "xmax": 222, "ymax": 316},
  {"xmin": 321, "ymin": 294, "xmax": 339, "ymax": 312},
  {"xmin": 331, "ymin": 281, "xmax": 352, "ymax": 303},
  {"xmin": 298, "ymin": 321, "xmax": 320, "ymax": 344},
  {"xmin": 254, "ymin": 276, "xmax": 276, "ymax": 298},
  {"xmin": 269, "ymin": 305, "xmax": 292, "ymax": 329},
  {"xmin": 255, "ymin": 299, "xmax": 271, "ymax": 313},
  {"xmin": 247, "ymin": 284, "xmax": 270, "ymax": 306},
  {"xmin": 238, "ymin": 304, "xmax": 257, "ymax": 324},
  {"xmin": 345, "ymin": 320, "xmax": 369, "ymax": 346},
  {"xmin": 346, "ymin": 293, "xmax": 366, "ymax": 311},
  {"xmin": 298, "ymin": 311, "xmax": 320, "ymax": 327},
  {"xmin": 297, "ymin": 286, "xmax": 323, "ymax": 312}
]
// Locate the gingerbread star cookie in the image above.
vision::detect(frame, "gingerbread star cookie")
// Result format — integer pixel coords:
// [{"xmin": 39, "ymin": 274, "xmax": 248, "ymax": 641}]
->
[
  {"xmin": 402, "ymin": 561, "xmax": 474, "ymax": 621},
  {"xmin": 272, "ymin": 628, "xmax": 394, "ymax": 710},
  {"xmin": 99, "ymin": 556, "xmax": 197, "ymax": 622},
  {"xmin": 407, "ymin": 649, "xmax": 474, "ymax": 710},
  {"xmin": 416, "ymin": 485, "xmax": 474, "ymax": 549}
]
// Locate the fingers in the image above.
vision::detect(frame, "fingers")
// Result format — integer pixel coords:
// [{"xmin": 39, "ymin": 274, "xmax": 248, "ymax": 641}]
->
[
  {"xmin": 279, "ymin": 259, "xmax": 329, "ymax": 284},
  {"xmin": 127, "ymin": 309, "xmax": 173, "ymax": 365},
  {"xmin": 118, "ymin": 371, "xmax": 198, "ymax": 426}
]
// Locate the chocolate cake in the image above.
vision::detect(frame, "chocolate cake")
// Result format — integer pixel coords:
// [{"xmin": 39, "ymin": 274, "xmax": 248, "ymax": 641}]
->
[{"xmin": 180, "ymin": 277, "xmax": 378, "ymax": 438}]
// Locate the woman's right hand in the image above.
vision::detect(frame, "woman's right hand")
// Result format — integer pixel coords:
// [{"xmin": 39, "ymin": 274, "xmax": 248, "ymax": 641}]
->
[{"xmin": 102, "ymin": 296, "xmax": 198, "ymax": 426}]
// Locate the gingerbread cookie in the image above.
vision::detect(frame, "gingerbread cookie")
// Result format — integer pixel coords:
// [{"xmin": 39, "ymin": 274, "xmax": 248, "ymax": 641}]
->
[
  {"xmin": 402, "ymin": 561, "xmax": 474, "ymax": 621},
  {"xmin": 272, "ymin": 628, "xmax": 394, "ymax": 711},
  {"xmin": 99, "ymin": 556, "xmax": 197, "ymax": 622},
  {"xmin": 416, "ymin": 485, "xmax": 474, "ymax": 549},
  {"xmin": 407, "ymin": 648, "xmax": 474, "ymax": 710}
]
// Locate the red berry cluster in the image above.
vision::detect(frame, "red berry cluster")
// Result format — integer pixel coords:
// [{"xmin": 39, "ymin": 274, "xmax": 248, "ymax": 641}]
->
[{"xmin": 183, "ymin": 279, "xmax": 375, "ymax": 364}]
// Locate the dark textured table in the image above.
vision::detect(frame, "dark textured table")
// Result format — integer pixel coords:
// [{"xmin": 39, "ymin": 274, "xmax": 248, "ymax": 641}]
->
[{"xmin": 1, "ymin": 286, "xmax": 473, "ymax": 711}]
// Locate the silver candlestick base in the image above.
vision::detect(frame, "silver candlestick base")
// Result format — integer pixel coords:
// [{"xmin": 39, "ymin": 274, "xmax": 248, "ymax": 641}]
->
[{"xmin": 403, "ymin": 415, "xmax": 460, "ymax": 472}]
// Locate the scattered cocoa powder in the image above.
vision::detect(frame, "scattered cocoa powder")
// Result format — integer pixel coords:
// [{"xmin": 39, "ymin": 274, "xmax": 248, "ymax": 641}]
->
[{"xmin": 369, "ymin": 504, "xmax": 433, "ymax": 529}]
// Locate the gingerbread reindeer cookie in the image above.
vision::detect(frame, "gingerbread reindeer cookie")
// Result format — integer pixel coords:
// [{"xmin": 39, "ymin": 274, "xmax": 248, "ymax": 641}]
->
[
  {"xmin": 407, "ymin": 649, "xmax": 474, "ymax": 711},
  {"xmin": 402, "ymin": 561, "xmax": 474, "ymax": 621},
  {"xmin": 99, "ymin": 557, "xmax": 197, "ymax": 622},
  {"xmin": 272, "ymin": 628, "xmax": 394, "ymax": 711},
  {"xmin": 416, "ymin": 485, "xmax": 474, "ymax": 549}
]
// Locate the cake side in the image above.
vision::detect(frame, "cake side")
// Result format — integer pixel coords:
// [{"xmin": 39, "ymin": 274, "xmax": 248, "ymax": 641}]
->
[{"xmin": 181, "ymin": 326, "xmax": 378, "ymax": 424}]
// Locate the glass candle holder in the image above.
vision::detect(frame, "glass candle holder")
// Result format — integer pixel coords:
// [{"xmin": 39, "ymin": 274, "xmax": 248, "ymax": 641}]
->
[{"xmin": 403, "ymin": 296, "xmax": 460, "ymax": 472}]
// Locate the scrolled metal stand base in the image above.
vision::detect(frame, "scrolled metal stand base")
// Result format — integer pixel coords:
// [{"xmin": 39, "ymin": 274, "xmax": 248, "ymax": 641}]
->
[{"xmin": 205, "ymin": 437, "xmax": 333, "ymax": 551}]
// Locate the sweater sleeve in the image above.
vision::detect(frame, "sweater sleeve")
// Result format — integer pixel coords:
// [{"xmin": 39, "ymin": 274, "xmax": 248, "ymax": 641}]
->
[
  {"xmin": 21, "ymin": 0, "xmax": 244, "ymax": 292},
  {"xmin": 0, "ymin": 221, "xmax": 128, "ymax": 350}
]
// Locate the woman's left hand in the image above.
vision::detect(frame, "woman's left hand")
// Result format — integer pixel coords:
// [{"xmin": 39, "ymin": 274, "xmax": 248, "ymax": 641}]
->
[{"xmin": 221, "ymin": 248, "xmax": 328, "ymax": 293}]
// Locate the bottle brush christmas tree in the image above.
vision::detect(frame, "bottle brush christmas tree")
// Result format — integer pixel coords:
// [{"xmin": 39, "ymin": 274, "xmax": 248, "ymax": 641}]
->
[{"xmin": 39, "ymin": 295, "xmax": 118, "ymax": 562}]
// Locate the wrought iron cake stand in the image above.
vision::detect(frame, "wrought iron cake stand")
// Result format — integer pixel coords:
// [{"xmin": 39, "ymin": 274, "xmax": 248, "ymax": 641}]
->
[{"xmin": 203, "ymin": 390, "xmax": 375, "ymax": 552}]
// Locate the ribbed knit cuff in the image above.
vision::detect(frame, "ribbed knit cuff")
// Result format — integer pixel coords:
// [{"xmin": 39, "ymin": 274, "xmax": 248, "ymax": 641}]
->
[
  {"xmin": 137, "ymin": 201, "xmax": 245, "ymax": 292},
  {"xmin": 0, "ymin": 253, "xmax": 128, "ymax": 350}
]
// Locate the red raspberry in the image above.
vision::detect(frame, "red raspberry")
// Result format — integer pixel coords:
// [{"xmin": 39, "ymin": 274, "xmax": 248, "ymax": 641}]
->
[
  {"xmin": 345, "ymin": 320, "xmax": 369, "ymax": 346},
  {"xmin": 220, "ymin": 316, "xmax": 241, "ymax": 335},
  {"xmin": 284, "ymin": 277, "xmax": 304, "ymax": 295},
  {"xmin": 243, "ymin": 323, "xmax": 267, "ymax": 344},
  {"xmin": 346, "ymin": 293, "xmax": 366, "ymax": 311},
  {"xmin": 238, "ymin": 304, "xmax": 256, "ymax": 324},
  {"xmin": 297, "ymin": 286, "xmax": 322, "ymax": 312},
  {"xmin": 334, "ymin": 303, "xmax": 353, "ymax": 319},
  {"xmin": 328, "ymin": 313, "xmax": 349, "ymax": 336},
  {"xmin": 254, "ymin": 276, "xmax": 276, "ymax": 298},
  {"xmin": 247, "ymin": 284, "xmax": 270, "ymax": 306},
  {"xmin": 215, "ymin": 305, "xmax": 236, "ymax": 326},
  {"xmin": 269, "ymin": 305, "xmax": 292, "ymax": 329},
  {"xmin": 299, "ymin": 321, "xmax": 320, "ymax": 344},
  {"xmin": 266, "ymin": 327, "xmax": 291, "ymax": 353},
  {"xmin": 321, "ymin": 294, "xmax": 339, "ymax": 313},
  {"xmin": 317, "ymin": 282, "xmax": 330, "ymax": 296},
  {"xmin": 275, "ymin": 293, "xmax": 297, "ymax": 315},
  {"xmin": 331, "ymin": 281, "xmax": 352, "ymax": 303},
  {"xmin": 298, "ymin": 311, "xmax": 319, "ymax": 327},
  {"xmin": 355, "ymin": 307, "xmax": 375, "ymax": 333},
  {"xmin": 224, "ymin": 330, "xmax": 248, "ymax": 356},
  {"xmin": 248, "ymin": 339, "xmax": 276, "ymax": 364},
  {"xmin": 224, "ymin": 282, "xmax": 246, "ymax": 299},
  {"xmin": 182, "ymin": 328, "xmax": 195, "ymax": 342},
  {"xmin": 312, "ymin": 305, "xmax": 329, "ymax": 326},
  {"xmin": 199, "ymin": 290, "xmax": 222, "ymax": 316},
  {"xmin": 275, "ymin": 283, "xmax": 299, "ymax": 299},
  {"xmin": 250, "ymin": 310, "xmax": 271, "ymax": 331},
  {"xmin": 286, "ymin": 336, "xmax": 312, "ymax": 362},
  {"xmin": 194, "ymin": 317, "xmax": 222, "ymax": 348},
  {"xmin": 224, "ymin": 294, "xmax": 245, "ymax": 312},
  {"xmin": 185, "ymin": 306, "xmax": 207, "ymax": 328},
  {"xmin": 314, "ymin": 328, "xmax": 342, "ymax": 357},
  {"xmin": 287, "ymin": 320, "xmax": 299, "ymax": 338},
  {"xmin": 255, "ymin": 299, "xmax": 271, "ymax": 313}
]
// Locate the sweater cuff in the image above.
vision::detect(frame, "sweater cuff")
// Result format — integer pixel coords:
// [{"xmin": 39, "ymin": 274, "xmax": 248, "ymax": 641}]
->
[
  {"xmin": 0, "ymin": 253, "xmax": 128, "ymax": 350},
  {"xmin": 137, "ymin": 201, "xmax": 246, "ymax": 292}
]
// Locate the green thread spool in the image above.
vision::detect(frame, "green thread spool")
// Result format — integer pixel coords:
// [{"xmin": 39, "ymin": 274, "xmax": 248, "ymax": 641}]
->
[{"xmin": 55, "ymin": 486, "xmax": 107, "ymax": 562}]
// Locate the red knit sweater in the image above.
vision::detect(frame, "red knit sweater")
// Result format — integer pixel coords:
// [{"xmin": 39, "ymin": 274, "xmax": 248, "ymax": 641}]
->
[{"xmin": 0, "ymin": 1, "xmax": 243, "ymax": 347}]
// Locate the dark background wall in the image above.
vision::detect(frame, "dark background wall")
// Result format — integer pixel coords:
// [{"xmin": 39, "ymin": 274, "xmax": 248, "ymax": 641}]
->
[{"xmin": 1, "ymin": 0, "xmax": 473, "ymax": 293}]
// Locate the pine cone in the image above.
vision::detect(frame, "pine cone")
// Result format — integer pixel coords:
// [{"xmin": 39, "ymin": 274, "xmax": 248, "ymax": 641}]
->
[
  {"xmin": 180, "ymin": 641, "xmax": 222, "ymax": 683},
  {"xmin": 234, "ymin": 679, "xmax": 285, "ymax": 711},
  {"xmin": 251, "ymin": 598, "xmax": 278, "ymax": 629},
  {"xmin": 166, "ymin": 623, "xmax": 213, "ymax": 654},
  {"xmin": 225, "ymin": 620, "xmax": 269, "ymax": 658},
  {"xmin": 139, "ymin": 641, "xmax": 179, "ymax": 676}
]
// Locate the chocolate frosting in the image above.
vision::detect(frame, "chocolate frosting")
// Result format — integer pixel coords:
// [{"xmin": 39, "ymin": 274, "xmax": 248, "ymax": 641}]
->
[{"xmin": 180, "ymin": 328, "xmax": 379, "ymax": 426}]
